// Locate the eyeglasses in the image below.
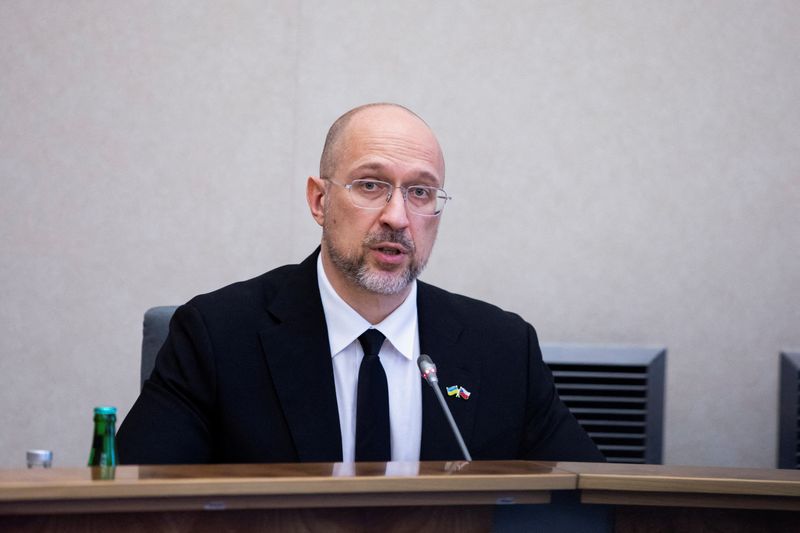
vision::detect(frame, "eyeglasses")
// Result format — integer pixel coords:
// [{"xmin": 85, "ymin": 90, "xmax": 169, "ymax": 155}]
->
[{"xmin": 322, "ymin": 178, "xmax": 451, "ymax": 216}]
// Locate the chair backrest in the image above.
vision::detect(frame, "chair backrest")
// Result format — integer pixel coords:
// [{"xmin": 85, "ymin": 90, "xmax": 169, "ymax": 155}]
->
[{"xmin": 141, "ymin": 306, "xmax": 178, "ymax": 389}]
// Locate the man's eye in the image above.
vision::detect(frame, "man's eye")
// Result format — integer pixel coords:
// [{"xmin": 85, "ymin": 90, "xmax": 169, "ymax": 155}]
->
[
  {"xmin": 355, "ymin": 180, "xmax": 387, "ymax": 194},
  {"xmin": 409, "ymin": 187, "xmax": 431, "ymax": 199}
]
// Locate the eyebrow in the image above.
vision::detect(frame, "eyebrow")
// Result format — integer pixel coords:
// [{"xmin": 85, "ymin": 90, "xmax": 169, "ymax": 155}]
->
[{"xmin": 350, "ymin": 162, "xmax": 441, "ymax": 185}]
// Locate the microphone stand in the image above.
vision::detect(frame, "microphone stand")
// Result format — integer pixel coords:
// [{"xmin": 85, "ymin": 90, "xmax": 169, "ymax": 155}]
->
[{"xmin": 418, "ymin": 354, "xmax": 473, "ymax": 461}]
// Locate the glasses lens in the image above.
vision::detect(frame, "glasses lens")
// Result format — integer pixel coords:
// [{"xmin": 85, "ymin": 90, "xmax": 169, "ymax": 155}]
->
[
  {"xmin": 406, "ymin": 186, "xmax": 446, "ymax": 216},
  {"xmin": 349, "ymin": 180, "xmax": 391, "ymax": 208}
]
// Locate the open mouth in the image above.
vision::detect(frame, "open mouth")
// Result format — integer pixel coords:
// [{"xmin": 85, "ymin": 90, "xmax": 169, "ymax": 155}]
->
[{"xmin": 378, "ymin": 247, "xmax": 402, "ymax": 255}]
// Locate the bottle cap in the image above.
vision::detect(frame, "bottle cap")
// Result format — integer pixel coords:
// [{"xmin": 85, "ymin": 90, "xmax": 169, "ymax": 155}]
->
[
  {"xmin": 94, "ymin": 406, "xmax": 117, "ymax": 415},
  {"xmin": 26, "ymin": 449, "xmax": 53, "ymax": 467}
]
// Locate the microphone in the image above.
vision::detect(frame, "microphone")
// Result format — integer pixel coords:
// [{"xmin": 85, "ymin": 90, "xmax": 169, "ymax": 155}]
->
[{"xmin": 417, "ymin": 354, "xmax": 472, "ymax": 461}]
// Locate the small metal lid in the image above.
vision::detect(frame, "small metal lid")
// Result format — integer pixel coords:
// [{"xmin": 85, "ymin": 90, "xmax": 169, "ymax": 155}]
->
[
  {"xmin": 93, "ymin": 406, "xmax": 117, "ymax": 415},
  {"xmin": 26, "ymin": 449, "xmax": 53, "ymax": 465}
]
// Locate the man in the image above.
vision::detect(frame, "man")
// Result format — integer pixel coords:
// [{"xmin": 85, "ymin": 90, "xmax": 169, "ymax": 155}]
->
[{"xmin": 117, "ymin": 103, "xmax": 603, "ymax": 464}]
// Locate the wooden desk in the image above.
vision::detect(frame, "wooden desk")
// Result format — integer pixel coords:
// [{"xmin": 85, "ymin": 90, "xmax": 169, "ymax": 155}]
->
[
  {"xmin": 2, "ymin": 461, "xmax": 799, "ymax": 532},
  {"xmin": 0, "ymin": 461, "xmax": 573, "ymax": 532},
  {"xmin": 559, "ymin": 462, "xmax": 800, "ymax": 532}
]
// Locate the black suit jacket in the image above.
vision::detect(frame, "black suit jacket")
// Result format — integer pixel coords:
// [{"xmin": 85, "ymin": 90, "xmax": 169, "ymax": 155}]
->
[{"xmin": 118, "ymin": 250, "xmax": 603, "ymax": 464}]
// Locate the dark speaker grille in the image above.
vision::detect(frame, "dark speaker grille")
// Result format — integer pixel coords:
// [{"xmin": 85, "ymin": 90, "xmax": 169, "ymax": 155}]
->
[
  {"xmin": 796, "ymin": 371, "xmax": 800, "ymax": 469},
  {"xmin": 778, "ymin": 352, "xmax": 800, "ymax": 469},
  {"xmin": 542, "ymin": 345, "xmax": 665, "ymax": 464}
]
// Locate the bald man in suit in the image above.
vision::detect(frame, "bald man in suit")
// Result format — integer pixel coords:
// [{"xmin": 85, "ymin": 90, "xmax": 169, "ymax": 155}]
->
[{"xmin": 118, "ymin": 103, "xmax": 603, "ymax": 465}]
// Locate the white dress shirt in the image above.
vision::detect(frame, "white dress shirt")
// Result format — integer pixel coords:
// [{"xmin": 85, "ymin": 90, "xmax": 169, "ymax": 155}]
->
[{"xmin": 317, "ymin": 254, "xmax": 422, "ymax": 463}]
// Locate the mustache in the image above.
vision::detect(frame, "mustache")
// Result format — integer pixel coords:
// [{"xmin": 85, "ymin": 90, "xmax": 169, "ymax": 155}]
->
[{"xmin": 363, "ymin": 230, "xmax": 415, "ymax": 252}]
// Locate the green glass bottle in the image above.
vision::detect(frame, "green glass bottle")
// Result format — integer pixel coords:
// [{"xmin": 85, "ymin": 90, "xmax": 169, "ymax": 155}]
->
[{"xmin": 88, "ymin": 406, "xmax": 117, "ymax": 479}]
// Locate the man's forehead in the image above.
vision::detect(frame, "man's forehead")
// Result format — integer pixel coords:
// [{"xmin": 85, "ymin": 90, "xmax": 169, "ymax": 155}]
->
[
  {"xmin": 348, "ymin": 159, "xmax": 442, "ymax": 184},
  {"xmin": 340, "ymin": 108, "xmax": 445, "ymax": 177}
]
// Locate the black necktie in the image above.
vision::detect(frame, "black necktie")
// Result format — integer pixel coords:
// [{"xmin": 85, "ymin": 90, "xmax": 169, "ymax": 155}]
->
[{"xmin": 355, "ymin": 329, "xmax": 390, "ymax": 462}]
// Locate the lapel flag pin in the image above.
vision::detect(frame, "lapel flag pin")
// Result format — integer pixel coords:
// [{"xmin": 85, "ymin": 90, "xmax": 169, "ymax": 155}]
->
[{"xmin": 446, "ymin": 385, "xmax": 471, "ymax": 400}]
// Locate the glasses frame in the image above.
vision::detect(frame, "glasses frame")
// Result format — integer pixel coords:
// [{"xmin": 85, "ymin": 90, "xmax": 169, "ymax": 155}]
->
[{"xmin": 322, "ymin": 177, "xmax": 451, "ymax": 217}]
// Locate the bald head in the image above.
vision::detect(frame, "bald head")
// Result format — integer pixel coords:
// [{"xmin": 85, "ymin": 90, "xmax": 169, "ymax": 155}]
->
[{"xmin": 319, "ymin": 103, "xmax": 444, "ymax": 180}]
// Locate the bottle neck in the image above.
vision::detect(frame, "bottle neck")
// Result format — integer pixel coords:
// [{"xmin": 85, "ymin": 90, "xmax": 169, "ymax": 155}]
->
[
  {"xmin": 93, "ymin": 416, "xmax": 116, "ymax": 434},
  {"xmin": 89, "ymin": 414, "xmax": 117, "ymax": 467}
]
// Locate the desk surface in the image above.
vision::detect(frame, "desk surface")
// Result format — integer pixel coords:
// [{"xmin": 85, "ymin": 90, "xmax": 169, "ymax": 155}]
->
[
  {"xmin": 0, "ymin": 461, "xmax": 572, "ymax": 514},
  {"xmin": 558, "ymin": 462, "xmax": 800, "ymax": 497},
  {"xmin": 557, "ymin": 461, "xmax": 800, "ymax": 512},
  {"xmin": 2, "ymin": 461, "xmax": 798, "ymax": 533},
  {"xmin": 1, "ymin": 461, "xmax": 799, "ymax": 515}
]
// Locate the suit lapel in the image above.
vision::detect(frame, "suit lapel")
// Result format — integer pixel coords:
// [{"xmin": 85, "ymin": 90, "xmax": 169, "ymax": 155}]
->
[
  {"xmin": 258, "ymin": 251, "xmax": 343, "ymax": 462},
  {"xmin": 417, "ymin": 283, "xmax": 481, "ymax": 460}
]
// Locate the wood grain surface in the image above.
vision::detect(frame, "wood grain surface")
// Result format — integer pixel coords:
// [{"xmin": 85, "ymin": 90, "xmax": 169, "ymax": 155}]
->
[
  {"xmin": 0, "ymin": 460, "xmax": 568, "ymax": 514},
  {"xmin": 557, "ymin": 461, "xmax": 800, "ymax": 497}
]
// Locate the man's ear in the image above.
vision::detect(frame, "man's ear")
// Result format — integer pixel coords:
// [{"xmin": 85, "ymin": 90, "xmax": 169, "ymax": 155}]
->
[{"xmin": 306, "ymin": 176, "xmax": 326, "ymax": 226}]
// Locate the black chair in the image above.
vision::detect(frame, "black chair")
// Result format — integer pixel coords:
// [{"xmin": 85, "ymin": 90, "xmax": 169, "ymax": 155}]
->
[{"xmin": 140, "ymin": 306, "xmax": 177, "ymax": 389}]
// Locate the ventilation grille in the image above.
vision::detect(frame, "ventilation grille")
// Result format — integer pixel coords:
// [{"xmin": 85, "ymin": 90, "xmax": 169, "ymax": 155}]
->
[
  {"xmin": 778, "ymin": 352, "xmax": 800, "ymax": 469},
  {"xmin": 542, "ymin": 344, "xmax": 666, "ymax": 464}
]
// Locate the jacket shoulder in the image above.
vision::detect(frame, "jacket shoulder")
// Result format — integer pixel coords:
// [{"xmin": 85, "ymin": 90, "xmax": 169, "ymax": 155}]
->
[
  {"xmin": 418, "ymin": 280, "xmax": 530, "ymax": 332},
  {"xmin": 180, "ymin": 254, "xmax": 316, "ymax": 329},
  {"xmin": 190, "ymin": 263, "xmax": 298, "ymax": 309}
]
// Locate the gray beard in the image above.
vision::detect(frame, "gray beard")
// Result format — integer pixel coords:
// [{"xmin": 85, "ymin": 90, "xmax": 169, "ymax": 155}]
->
[{"xmin": 323, "ymin": 228, "xmax": 426, "ymax": 295}]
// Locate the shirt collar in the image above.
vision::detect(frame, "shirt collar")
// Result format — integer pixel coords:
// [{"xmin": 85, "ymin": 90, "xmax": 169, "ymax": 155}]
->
[{"xmin": 317, "ymin": 253, "xmax": 418, "ymax": 361}]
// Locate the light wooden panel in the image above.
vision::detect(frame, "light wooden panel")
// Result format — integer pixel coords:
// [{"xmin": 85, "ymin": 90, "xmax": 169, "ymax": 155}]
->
[
  {"xmin": 0, "ymin": 461, "xmax": 571, "ymax": 514},
  {"xmin": 557, "ymin": 461, "xmax": 800, "ymax": 512},
  {"xmin": 559, "ymin": 462, "xmax": 800, "ymax": 496}
]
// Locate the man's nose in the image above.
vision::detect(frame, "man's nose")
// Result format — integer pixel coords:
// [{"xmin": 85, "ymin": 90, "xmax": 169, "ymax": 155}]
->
[{"xmin": 379, "ymin": 188, "xmax": 410, "ymax": 229}]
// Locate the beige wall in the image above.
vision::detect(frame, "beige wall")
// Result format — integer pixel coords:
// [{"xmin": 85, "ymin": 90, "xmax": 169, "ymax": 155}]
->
[{"xmin": 1, "ymin": 1, "xmax": 798, "ymax": 468}]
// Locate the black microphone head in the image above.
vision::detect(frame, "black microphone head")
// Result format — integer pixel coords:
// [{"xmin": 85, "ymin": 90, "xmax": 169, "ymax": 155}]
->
[{"xmin": 417, "ymin": 354, "xmax": 438, "ymax": 384}]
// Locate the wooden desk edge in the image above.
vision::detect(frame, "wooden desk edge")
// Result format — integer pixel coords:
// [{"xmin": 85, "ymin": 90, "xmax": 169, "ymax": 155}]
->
[
  {"xmin": 1, "ymin": 473, "xmax": 576, "ymax": 502},
  {"xmin": 574, "ymin": 472, "xmax": 800, "ymax": 498},
  {"xmin": 552, "ymin": 463, "xmax": 800, "ymax": 511},
  {"xmin": 5, "ymin": 461, "xmax": 800, "ymax": 515},
  {"xmin": 580, "ymin": 489, "xmax": 800, "ymax": 512},
  {"xmin": 0, "ymin": 489, "xmax": 553, "ymax": 515},
  {"xmin": 0, "ymin": 462, "xmax": 574, "ymax": 514}
]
